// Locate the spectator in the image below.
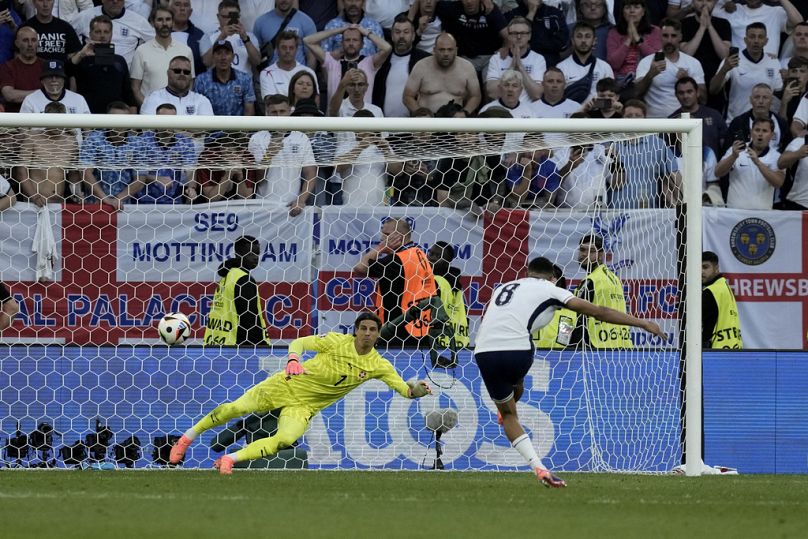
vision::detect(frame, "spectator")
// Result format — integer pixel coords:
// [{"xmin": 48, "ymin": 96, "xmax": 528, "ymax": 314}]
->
[
  {"xmin": 409, "ymin": 0, "xmax": 442, "ymax": 55},
  {"xmin": 372, "ymin": 13, "xmax": 429, "ymax": 118},
  {"xmin": 68, "ymin": 14, "xmax": 136, "ymax": 114},
  {"xmin": 259, "ymin": 29, "xmax": 318, "ymax": 99},
  {"xmin": 304, "ymin": 24, "xmax": 391, "ymax": 105},
  {"xmin": 364, "ymin": 0, "xmax": 410, "ymax": 38},
  {"xmin": 509, "ymin": 0, "xmax": 569, "ymax": 67},
  {"xmin": 298, "ymin": 0, "xmax": 339, "ymax": 31},
  {"xmin": 555, "ymin": 143, "xmax": 611, "ymax": 209},
  {"xmin": 200, "ymin": 0, "xmax": 260, "ymax": 75},
  {"xmin": 680, "ymin": 0, "xmax": 730, "ymax": 112},
  {"xmin": 557, "ymin": 21, "xmax": 614, "ymax": 104},
  {"xmin": 189, "ymin": 0, "xmax": 273, "ymax": 35},
  {"xmin": 254, "ymin": 0, "xmax": 317, "ymax": 68},
  {"xmin": 17, "ymin": 101, "xmax": 83, "ymax": 206},
  {"xmin": 427, "ymin": 240, "xmax": 470, "ymax": 352},
  {"xmin": 352, "ymin": 217, "xmax": 437, "ymax": 348},
  {"xmin": 573, "ymin": 0, "xmax": 612, "ymax": 61},
  {"xmin": 781, "ymin": 57, "xmax": 808, "ymax": 124},
  {"xmin": 634, "ymin": 17, "xmax": 705, "ymax": 118},
  {"xmin": 130, "ymin": 102, "xmax": 197, "ymax": 204},
  {"xmin": 321, "ymin": 0, "xmax": 384, "ymax": 58},
  {"xmin": 435, "ymin": 0, "xmax": 507, "ymax": 76},
  {"xmin": 726, "ymin": 83, "xmax": 788, "ymax": 154},
  {"xmin": 329, "ymin": 67, "xmax": 382, "ymax": 117},
  {"xmin": 480, "ymin": 69, "xmax": 535, "ymax": 117},
  {"xmin": 39, "ymin": 0, "xmax": 93, "ymax": 25},
  {"xmin": 530, "ymin": 66, "xmax": 580, "ymax": 118},
  {"xmin": 777, "ymin": 134, "xmax": 808, "ymax": 210},
  {"xmin": 606, "ymin": 0, "xmax": 661, "ymax": 93},
  {"xmin": 712, "ymin": 0, "xmax": 801, "ymax": 59},
  {"xmin": 71, "ymin": 0, "xmax": 154, "ymax": 67},
  {"xmin": 485, "ymin": 16, "xmax": 545, "ymax": 103},
  {"xmin": 0, "ymin": 2, "xmax": 23, "ymax": 65},
  {"xmin": 505, "ymin": 148, "xmax": 561, "ymax": 208},
  {"xmin": 608, "ymin": 99, "xmax": 680, "ymax": 208},
  {"xmin": 715, "ymin": 116, "xmax": 783, "ymax": 210},
  {"xmin": 580, "ymin": 77, "xmax": 624, "ymax": 118},
  {"xmin": 289, "ymin": 96, "xmax": 336, "ymax": 206},
  {"xmin": 187, "ymin": 133, "xmax": 255, "ymax": 202},
  {"xmin": 701, "ymin": 250, "xmax": 742, "ymax": 349},
  {"xmin": 0, "ymin": 282, "xmax": 20, "ymax": 332},
  {"xmin": 168, "ymin": 0, "xmax": 205, "ymax": 75},
  {"xmin": 248, "ymin": 94, "xmax": 316, "ymax": 216},
  {"xmin": 781, "ymin": 21, "xmax": 808, "ymax": 70},
  {"xmin": 709, "ymin": 22, "xmax": 782, "ymax": 124},
  {"xmin": 194, "ymin": 40, "xmax": 256, "ymax": 116},
  {"xmin": 0, "ymin": 26, "xmax": 44, "ymax": 113},
  {"xmin": 0, "ymin": 170, "xmax": 15, "ymax": 211},
  {"xmin": 130, "ymin": 7, "xmax": 194, "ymax": 107},
  {"xmin": 670, "ymin": 76, "xmax": 726, "ymax": 160},
  {"xmin": 403, "ymin": 32, "xmax": 481, "ymax": 115},
  {"xmin": 334, "ymin": 109, "xmax": 397, "ymax": 206},
  {"xmin": 288, "ymin": 69, "xmax": 319, "ymax": 108},
  {"xmin": 20, "ymin": 58, "xmax": 89, "ymax": 112},
  {"xmin": 140, "ymin": 55, "xmax": 213, "ymax": 115},
  {"xmin": 79, "ymin": 101, "xmax": 140, "ymax": 209},
  {"xmin": 22, "ymin": 0, "xmax": 81, "ymax": 64}
]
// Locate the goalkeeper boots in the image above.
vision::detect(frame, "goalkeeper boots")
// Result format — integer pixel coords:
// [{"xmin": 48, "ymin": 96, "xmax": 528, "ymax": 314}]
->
[
  {"xmin": 214, "ymin": 455, "xmax": 235, "ymax": 475},
  {"xmin": 536, "ymin": 468, "xmax": 567, "ymax": 488},
  {"xmin": 169, "ymin": 435, "xmax": 193, "ymax": 464}
]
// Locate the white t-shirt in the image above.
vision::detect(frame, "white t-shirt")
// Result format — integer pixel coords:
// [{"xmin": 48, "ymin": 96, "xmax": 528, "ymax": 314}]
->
[
  {"xmin": 531, "ymin": 97, "xmax": 580, "ymax": 119},
  {"xmin": 259, "ymin": 62, "xmax": 318, "ymax": 98},
  {"xmin": 475, "ymin": 277, "xmax": 574, "ymax": 353},
  {"xmin": 724, "ymin": 146, "xmax": 782, "ymax": 209},
  {"xmin": 713, "ymin": 3, "xmax": 788, "ymax": 59},
  {"xmin": 719, "ymin": 52, "xmax": 783, "ymax": 123},
  {"xmin": 480, "ymin": 98, "xmax": 535, "ymax": 119},
  {"xmin": 71, "ymin": 6, "xmax": 155, "ymax": 66},
  {"xmin": 365, "ymin": 0, "xmax": 410, "ymax": 29},
  {"xmin": 783, "ymin": 138, "xmax": 808, "ymax": 206},
  {"xmin": 335, "ymin": 100, "xmax": 384, "ymax": 156},
  {"xmin": 383, "ymin": 53, "xmax": 411, "ymax": 118},
  {"xmin": 555, "ymin": 145, "xmax": 611, "ymax": 210},
  {"xmin": 486, "ymin": 50, "xmax": 546, "ymax": 103},
  {"xmin": 341, "ymin": 144, "xmax": 387, "ymax": 206},
  {"xmin": 130, "ymin": 39, "xmax": 195, "ymax": 98},
  {"xmin": 20, "ymin": 88, "xmax": 91, "ymax": 114},
  {"xmin": 415, "ymin": 17, "xmax": 442, "ymax": 54},
  {"xmin": 793, "ymin": 94, "xmax": 808, "ymax": 128},
  {"xmin": 249, "ymin": 130, "xmax": 315, "ymax": 205},
  {"xmin": 201, "ymin": 30, "xmax": 259, "ymax": 74},
  {"xmin": 190, "ymin": 0, "xmax": 275, "ymax": 34},
  {"xmin": 0, "ymin": 173, "xmax": 12, "ymax": 197},
  {"xmin": 556, "ymin": 55, "xmax": 614, "ymax": 104},
  {"xmin": 140, "ymin": 88, "xmax": 214, "ymax": 115},
  {"xmin": 635, "ymin": 51, "xmax": 705, "ymax": 119}
]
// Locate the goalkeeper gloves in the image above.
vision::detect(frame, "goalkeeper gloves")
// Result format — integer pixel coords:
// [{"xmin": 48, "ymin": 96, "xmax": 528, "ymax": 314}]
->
[
  {"xmin": 408, "ymin": 380, "xmax": 431, "ymax": 398},
  {"xmin": 285, "ymin": 353, "xmax": 306, "ymax": 376}
]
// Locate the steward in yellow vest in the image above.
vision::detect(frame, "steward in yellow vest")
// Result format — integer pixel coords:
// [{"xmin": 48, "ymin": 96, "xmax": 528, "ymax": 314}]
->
[
  {"xmin": 533, "ymin": 264, "xmax": 577, "ymax": 349},
  {"xmin": 428, "ymin": 241, "xmax": 470, "ymax": 350},
  {"xmin": 702, "ymin": 251, "xmax": 742, "ymax": 349},
  {"xmin": 204, "ymin": 235, "xmax": 270, "ymax": 346},
  {"xmin": 569, "ymin": 234, "xmax": 633, "ymax": 349}
]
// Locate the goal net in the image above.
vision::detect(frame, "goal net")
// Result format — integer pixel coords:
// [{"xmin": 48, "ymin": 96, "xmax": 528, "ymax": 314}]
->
[{"xmin": 0, "ymin": 114, "xmax": 702, "ymax": 474}]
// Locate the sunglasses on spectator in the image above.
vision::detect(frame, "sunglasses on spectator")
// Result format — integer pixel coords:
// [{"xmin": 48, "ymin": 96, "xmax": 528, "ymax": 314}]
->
[{"xmin": 171, "ymin": 68, "xmax": 192, "ymax": 75}]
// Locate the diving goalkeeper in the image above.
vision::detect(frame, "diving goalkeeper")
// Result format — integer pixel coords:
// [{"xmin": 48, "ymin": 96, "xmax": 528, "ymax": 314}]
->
[{"xmin": 170, "ymin": 312, "xmax": 432, "ymax": 474}]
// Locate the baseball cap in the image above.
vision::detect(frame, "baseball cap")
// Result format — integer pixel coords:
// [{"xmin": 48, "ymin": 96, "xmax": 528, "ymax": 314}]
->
[
  {"xmin": 291, "ymin": 98, "xmax": 324, "ymax": 117},
  {"xmin": 41, "ymin": 59, "xmax": 66, "ymax": 79},
  {"xmin": 212, "ymin": 40, "xmax": 234, "ymax": 53}
]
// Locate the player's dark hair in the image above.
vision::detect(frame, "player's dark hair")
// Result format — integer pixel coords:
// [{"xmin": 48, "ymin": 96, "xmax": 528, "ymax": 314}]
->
[
  {"xmin": 528, "ymin": 257, "xmax": 555, "ymax": 277},
  {"xmin": 552, "ymin": 264, "xmax": 567, "ymax": 290},
  {"xmin": 702, "ymin": 251, "xmax": 719, "ymax": 265},
  {"xmin": 354, "ymin": 312, "xmax": 382, "ymax": 334},
  {"xmin": 579, "ymin": 234, "xmax": 604, "ymax": 251}
]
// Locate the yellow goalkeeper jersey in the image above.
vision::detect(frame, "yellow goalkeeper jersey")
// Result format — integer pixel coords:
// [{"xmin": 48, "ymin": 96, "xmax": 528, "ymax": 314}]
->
[{"xmin": 284, "ymin": 333, "xmax": 412, "ymax": 411}]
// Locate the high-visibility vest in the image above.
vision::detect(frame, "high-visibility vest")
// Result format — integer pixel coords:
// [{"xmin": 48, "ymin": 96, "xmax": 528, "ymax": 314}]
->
[
  {"xmin": 581, "ymin": 265, "xmax": 633, "ymax": 349},
  {"xmin": 533, "ymin": 308, "xmax": 577, "ymax": 349},
  {"xmin": 375, "ymin": 245, "xmax": 437, "ymax": 338},
  {"xmin": 433, "ymin": 274, "xmax": 470, "ymax": 348},
  {"xmin": 203, "ymin": 267, "xmax": 269, "ymax": 346},
  {"xmin": 704, "ymin": 276, "xmax": 743, "ymax": 349}
]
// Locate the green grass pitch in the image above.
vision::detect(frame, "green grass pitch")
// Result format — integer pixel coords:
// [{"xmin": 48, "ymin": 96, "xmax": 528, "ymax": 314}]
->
[{"xmin": 1, "ymin": 471, "xmax": 807, "ymax": 539}]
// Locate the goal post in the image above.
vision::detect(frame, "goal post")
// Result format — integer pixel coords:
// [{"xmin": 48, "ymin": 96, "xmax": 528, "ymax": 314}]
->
[{"xmin": 0, "ymin": 113, "xmax": 703, "ymax": 474}]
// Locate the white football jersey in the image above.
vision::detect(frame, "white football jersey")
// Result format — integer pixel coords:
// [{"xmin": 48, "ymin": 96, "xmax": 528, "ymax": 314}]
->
[{"xmin": 475, "ymin": 277, "xmax": 574, "ymax": 353}]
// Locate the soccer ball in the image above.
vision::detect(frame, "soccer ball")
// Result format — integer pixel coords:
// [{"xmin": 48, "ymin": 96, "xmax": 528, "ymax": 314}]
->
[{"xmin": 158, "ymin": 312, "xmax": 192, "ymax": 345}]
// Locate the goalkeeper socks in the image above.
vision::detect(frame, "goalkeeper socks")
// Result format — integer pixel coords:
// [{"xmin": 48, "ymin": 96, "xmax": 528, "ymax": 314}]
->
[
  {"xmin": 183, "ymin": 428, "xmax": 199, "ymax": 441},
  {"xmin": 512, "ymin": 433, "xmax": 544, "ymax": 471}
]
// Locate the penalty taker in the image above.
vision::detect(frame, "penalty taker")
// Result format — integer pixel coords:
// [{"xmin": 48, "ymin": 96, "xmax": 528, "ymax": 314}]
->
[{"xmin": 170, "ymin": 312, "xmax": 432, "ymax": 474}]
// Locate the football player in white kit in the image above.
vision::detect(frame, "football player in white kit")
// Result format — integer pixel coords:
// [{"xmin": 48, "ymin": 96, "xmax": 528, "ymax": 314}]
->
[{"xmin": 474, "ymin": 257, "xmax": 666, "ymax": 487}]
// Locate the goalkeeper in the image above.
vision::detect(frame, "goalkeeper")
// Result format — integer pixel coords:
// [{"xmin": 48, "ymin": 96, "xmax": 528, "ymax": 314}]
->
[{"xmin": 170, "ymin": 312, "xmax": 432, "ymax": 474}]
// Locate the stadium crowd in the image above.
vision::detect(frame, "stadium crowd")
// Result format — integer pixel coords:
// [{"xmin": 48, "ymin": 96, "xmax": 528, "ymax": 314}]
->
[{"xmin": 0, "ymin": 0, "xmax": 807, "ymax": 211}]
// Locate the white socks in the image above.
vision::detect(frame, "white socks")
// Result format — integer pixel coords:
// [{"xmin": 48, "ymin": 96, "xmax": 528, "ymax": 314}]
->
[
  {"xmin": 183, "ymin": 428, "xmax": 198, "ymax": 441},
  {"xmin": 512, "ymin": 433, "xmax": 544, "ymax": 471}
]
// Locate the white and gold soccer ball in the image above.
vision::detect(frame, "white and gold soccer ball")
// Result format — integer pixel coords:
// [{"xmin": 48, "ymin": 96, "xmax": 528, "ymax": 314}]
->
[{"xmin": 158, "ymin": 312, "xmax": 192, "ymax": 345}]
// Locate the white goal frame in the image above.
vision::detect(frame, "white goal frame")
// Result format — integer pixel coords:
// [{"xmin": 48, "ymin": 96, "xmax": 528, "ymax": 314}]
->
[{"xmin": 2, "ymin": 113, "xmax": 703, "ymax": 476}]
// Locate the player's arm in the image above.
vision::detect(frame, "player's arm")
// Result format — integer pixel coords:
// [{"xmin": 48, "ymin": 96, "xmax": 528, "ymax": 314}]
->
[
  {"xmin": 0, "ymin": 287, "xmax": 19, "ymax": 331},
  {"xmin": 285, "ymin": 333, "xmax": 336, "ymax": 375},
  {"xmin": 375, "ymin": 360, "xmax": 431, "ymax": 399},
  {"xmin": 566, "ymin": 297, "xmax": 666, "ymax": 340}
]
